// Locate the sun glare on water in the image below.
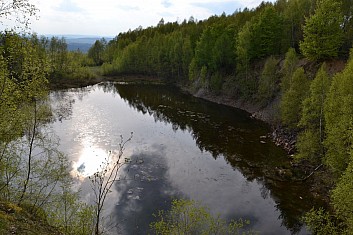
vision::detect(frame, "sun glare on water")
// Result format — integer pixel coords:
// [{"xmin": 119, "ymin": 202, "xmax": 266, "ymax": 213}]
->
[{"xmin": 72, "ymin": 141, "xmax": 109, "ymax": 179}]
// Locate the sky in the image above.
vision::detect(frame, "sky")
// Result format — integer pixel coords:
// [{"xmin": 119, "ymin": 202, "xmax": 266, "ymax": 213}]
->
[{"xmin": 14, "ymin": 0, "xmax": 274, "ymax": 37}]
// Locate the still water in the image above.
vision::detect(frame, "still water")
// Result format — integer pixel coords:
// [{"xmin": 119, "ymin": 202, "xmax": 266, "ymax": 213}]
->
[{"xmin": 50, "ymin": 82, "xmax": 320, "ymax": 234}]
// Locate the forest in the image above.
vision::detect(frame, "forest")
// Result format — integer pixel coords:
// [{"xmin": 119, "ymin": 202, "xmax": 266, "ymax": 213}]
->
[{"xmin": 0, "ymin": 0, "xmax": 353, "ymax": 234}]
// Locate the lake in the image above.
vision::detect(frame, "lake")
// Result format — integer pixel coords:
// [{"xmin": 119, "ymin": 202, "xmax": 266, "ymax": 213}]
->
[{"xmin": 49, "ymin": 82, "xmax": 321, "ymax": 234}]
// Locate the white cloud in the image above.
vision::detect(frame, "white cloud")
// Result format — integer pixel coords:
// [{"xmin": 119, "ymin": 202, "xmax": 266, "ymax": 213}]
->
[{"xmin": 27, "ymin": 0, "xmax": 272, "ymax": 36}]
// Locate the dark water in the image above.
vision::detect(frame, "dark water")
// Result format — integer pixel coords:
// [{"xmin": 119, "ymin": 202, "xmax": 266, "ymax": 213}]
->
[{"xmin": 50, "ymin": 82, "xmax": 322, "ymax": 235}]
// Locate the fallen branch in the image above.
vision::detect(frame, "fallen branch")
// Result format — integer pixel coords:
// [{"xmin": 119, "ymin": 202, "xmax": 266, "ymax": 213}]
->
[{"xmin": 301, "ymin": 164, "xmax": 323, "ymax": 181}]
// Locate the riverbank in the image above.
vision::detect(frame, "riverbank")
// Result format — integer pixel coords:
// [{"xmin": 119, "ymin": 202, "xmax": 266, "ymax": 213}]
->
[{"xmin": 189, "ymin": 88, "xmax": 296, "ymax": 151}]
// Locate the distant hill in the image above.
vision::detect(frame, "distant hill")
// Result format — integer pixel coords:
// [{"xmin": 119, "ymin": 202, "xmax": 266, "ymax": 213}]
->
[
  {"xmin": 66, "ymin": 36, "xmax": 113, "ymax": 53},
  {"xmin": 46, "ymin": 35, "xmax": 114, "ymax": 53},
  {"xmin": 66, "ymin": 38, "xmax": 97, "ymax": 53}
]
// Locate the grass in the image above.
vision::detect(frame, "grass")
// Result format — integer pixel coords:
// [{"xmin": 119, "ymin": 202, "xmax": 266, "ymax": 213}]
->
[{"xmin": 0, "ymin": 201, "xmax": 62, "ymax": 235}]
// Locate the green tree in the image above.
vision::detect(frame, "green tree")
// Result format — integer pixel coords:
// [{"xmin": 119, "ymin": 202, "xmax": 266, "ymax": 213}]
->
[
  {"xmin": 281, "ymin": 48, "xmax": 299, "ymax": 92},
  {"xmin": 331, "ymin": 152, "xmax": 353, "ymax": 233},
  {"xmin": 188, "ymin": 58, "xmax": 198, "ymax": 81},
  {"xmin": 48, "ymin": 178, "xmax": 95, "ymax": 235},
  {"xmin": 341, "ymin": 0, "xmax": 353, "ymax": 55},
  {"xmin": 257, "ymin": 56, "xmax": 279, "ymax": 102},
  {"xmin": 48, "ymin": 36, "xmax": 68, "ymax": 77},
  {"xmin": 304, "ymin": 208, "xmax": 341, "ymax": 235},
  {"xmin": 151, "ymin": 199, "xmax": 255, "ymax": 235},
  {"xmin": 300, "ymin": 0, "xmax": 344, "ymax": 61},
  {"xmin": 296, "ymin": 130, "xmax": 322, "ymax": 162},
  {"xmin": 282, "ymin": 0, "xmax": 313, "ymax": 50},
  {"xmin": 252, "ymin": 5, "xmax": 284, "ymax": 57},
  {"xmin": 324, "ymin": 50, "xmax": 353, "ymax": 172},
  {"xmin": 280, "ymin": 67, "xmax": 310, "ymax": 128},
  {"xmin": 211, "ymin": 26, "xmax": 236, "ymax": 73},
  {"xmin": 194, "ymin": 27, "xmax": 214, "ymax": 70},
  {"xmin": 88, "ymin": 38, "xmax": 107, "ymax": 66},
  {"xmin": 236, "ymin": 21, "xmax": 252, "ymax": 77},
  {"xmin": 181, "ymin": 37, "xmax": 193, "ymax": 79},
  {"xmin": 296, "ymin": 64, "xmax": 330, "ymax": 162}
]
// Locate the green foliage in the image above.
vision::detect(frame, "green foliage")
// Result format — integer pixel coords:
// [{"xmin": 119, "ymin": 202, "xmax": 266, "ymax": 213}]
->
[
  {"xmin": 257, "ymin": 56, "xmax": 279, "ymax": 102},
  {"xmin": 0, "ymin": 201, "xmax": 63, "ymax": 235},
  {"xmin": 188, "ymin": 57, "xmax": 198, "ymax": 81},
  {"xmin": 0, "ymin": 32, "xmax": 95, "ymax": 234},
  {"xmin": 200, "ymin": 65, "xmax": 208, "ymax": 88},
  {"xmin": 296, "ymin": 64, "xmax": 330, "ymax": 162},
  {"xmin": 195, "ymin": 24, "xmax": 236, "ymax": 74},
  {"xmin": 304, "ymin": 208, "xmax": 341, "ymax": 235},
  {"xmin": 280, "ymin": 67, "xmax": 310, "ymax": 128},
  {"xmin": 341, "ymin": 0, "xmax": 353, "ymax": 55},
  {"xmin": 48, "ymin": 36, "xmax": 68, "ymax": 77},
  {"xmin": 282, "ymin": 0, "xmax": 314, "ymax": 50},
  {"xmin": 236, "ymin": 5, "xmax": 284, "ymax": 69},
  {"xmin": 88, "ymin": 38, "xmax": 107, "ymax": 66},
  {"xmin": 47, "ymin": 180, "xmax": 94, "ymax": 235},
  {"xmin": 309, "ymin": 119, "xmax": 353, "ymax": 234},
  {"xmin": 101, "ymin": 30, "xmax": 196, "ymax": 80},
  {"xmin": 299, "ymin": 64, "xmax": 330, "ymax": 129},
  {"xmin": 281, "ymin": 48, "xmax": 299, "ymax": 92},
  {"xmin": 331, "ymin": 155, "xmax": 353, "ymax": 233},
  {"xmin": 300, "ymin": 0, "xmax": 344, "ymax": 61},
  {"xmin": 210, "ymin": 72, "xmax": 223, "ymax": 92},
  {"xmin": 236, "ymin": 21, "xmax": 252, "ymax": 74},
  {"xmin": 0, "ymin": 33, "xmax": 49, "ymax": 144},
  {"xmin": 48, "ymin": 37, "xmax": 96, "ymax": 81},
  {"xmin": 324, "ymin": 52, "xmax": 353, "ymax": 172},
  {"xmin": 295, "ymin": 129, "xmax": 321, "ymax": 162},
  {"xmin": 150, "ymin": 199, "xmax": 256, "ymax": 235},
  {"xmin": 252, "ymin": 5, "xmax": 284, "ymax": 58}
]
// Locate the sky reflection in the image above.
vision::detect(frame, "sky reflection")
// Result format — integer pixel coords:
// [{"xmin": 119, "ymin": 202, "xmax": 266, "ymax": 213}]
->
[
  {"xmin": 50, "ymin": 83, "xmax": 321, "ymax": 235},
  {"xmin": 71, "ymin": 139, "xmax": 109, "ymax": 179}
]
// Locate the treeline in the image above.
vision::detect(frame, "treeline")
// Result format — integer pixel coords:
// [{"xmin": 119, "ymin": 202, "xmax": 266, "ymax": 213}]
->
[
  {"xmin": 94, "ymin": 0, "xmax": 352, "ymax": 88},
  {"xmin": 0, "ymin": 32, "xmax": 96, "ymax": 234},
  {"xmin": 90, "ymin": 0, "xmax": 353, "ymax": 233},
  {"xmin": 0, "ymin": 33, "xmax": 94, "ymax": 81},
  {"xmin": 0, "ymin": 32, "xmax": 121, "ymax": 234}
]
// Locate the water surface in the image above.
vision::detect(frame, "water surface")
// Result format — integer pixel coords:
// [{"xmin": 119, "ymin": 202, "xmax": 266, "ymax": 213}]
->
[{"xmin": 50, "ymin": 82, "xmax": 321, "ymax": 234}]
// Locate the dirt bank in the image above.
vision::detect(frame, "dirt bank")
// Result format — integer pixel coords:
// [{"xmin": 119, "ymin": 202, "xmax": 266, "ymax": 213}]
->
[{"xmin": 190, "ymin": 87, "xmax": 297, "ymax": 152}]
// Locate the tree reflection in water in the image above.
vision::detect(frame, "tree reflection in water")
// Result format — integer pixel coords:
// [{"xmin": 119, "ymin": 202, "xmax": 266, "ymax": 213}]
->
[
  {"xmin": 114, "ymin": 83, "xmax": 324, "ymax": 234},
  {"xmin": 50, "ymin": 83, "xmax": 326, "ymax": 235}
]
